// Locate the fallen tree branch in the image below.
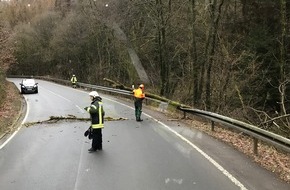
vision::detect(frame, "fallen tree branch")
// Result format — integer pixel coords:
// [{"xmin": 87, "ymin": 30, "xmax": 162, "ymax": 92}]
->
[
  {"xmin": 103, "ymin": 78, "xmax": 190, "ymax": 108},
  {"xmin": 261, "ymin": 114, "xmax": 290, "ymax": 125},
  {"xmin": 23, "ymin": 115, "xmax": 128, "ymax": 127}
]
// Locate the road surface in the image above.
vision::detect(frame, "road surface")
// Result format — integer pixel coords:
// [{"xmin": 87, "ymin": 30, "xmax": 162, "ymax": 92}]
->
[{"xmin": 0, "ymin": 78, "xmax": 289, "ymax": 190}]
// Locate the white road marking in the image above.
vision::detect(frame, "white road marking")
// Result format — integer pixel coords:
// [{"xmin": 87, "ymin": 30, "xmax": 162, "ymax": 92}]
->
[
  {"xmin": 101, "ymin": 96, "xmax": 248, "ymax": 190},
  {"xmin": 1, "ymin": 83, "xmax": 248, "ymax": 190},
  {"xmin": 39, "ymin": 83, "xmax": 86, "ymax": 114},
  {"xmin": 42, "ymin": 87, "xmax": 73, "ymax": 102},
  {"xmin": 0, "ymin": 97, "xmax": 30, "ymax": 150},
  {"xmin": 41, "ymin": 86, "xmax": 84, "ymax": 113},
  {"xmin": 75, "ymin": 105, "xmax": 84, "ymax": 114},
  {"xmin": 0, "ymin": 85, "xmax": 84, "ymax": 150}
]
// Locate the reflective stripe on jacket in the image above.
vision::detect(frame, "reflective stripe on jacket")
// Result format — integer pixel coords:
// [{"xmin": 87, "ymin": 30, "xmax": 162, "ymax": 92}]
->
[
  {"xmin": 71, "ymin": 76, "xmax": 77, "ymax": 83},
  {"xmin": 86, "ymin": 99, "xmax": 105, "ymax": 129}
]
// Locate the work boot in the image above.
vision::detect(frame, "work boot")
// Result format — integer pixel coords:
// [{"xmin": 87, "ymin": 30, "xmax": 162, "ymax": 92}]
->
[
  {"xmin": 88, "ymin": 148, "xmax": 97, "ymax": 152},
  {"xmin": 96, "ymin": 145, "xmax": 102, "ymax": 151}
]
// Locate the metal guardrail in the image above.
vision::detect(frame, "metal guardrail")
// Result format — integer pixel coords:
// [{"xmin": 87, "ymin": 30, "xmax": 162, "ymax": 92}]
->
[
  {"xmin": 77, "ymin": 81, "xmax": 165, "ymax": 104},
  {"xmin": 178, "ymin": 107, "xmax": 290, "ymax": 154},
  {"xmin": 7, "ymin": 75, "xmax": 290, "ymax": 154}
]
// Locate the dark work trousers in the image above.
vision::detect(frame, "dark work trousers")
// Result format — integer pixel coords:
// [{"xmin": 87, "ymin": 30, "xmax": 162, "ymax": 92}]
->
[
  {"xmin": 92, "ymin": 128, "xmax": 102, "ymax": 150},
  {"xmin": 134, "ymin": 99, "xmax": 143, "ymax": 120}
]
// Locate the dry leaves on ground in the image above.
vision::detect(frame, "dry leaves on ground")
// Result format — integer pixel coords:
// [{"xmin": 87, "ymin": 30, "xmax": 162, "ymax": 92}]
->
[
  {"xmin": 0, "ymin": 81, "xmax": 21, "ymax": 136},
  {"xmin": 185, "ymin": 118, "xmax": 290, "ymax": 183}
]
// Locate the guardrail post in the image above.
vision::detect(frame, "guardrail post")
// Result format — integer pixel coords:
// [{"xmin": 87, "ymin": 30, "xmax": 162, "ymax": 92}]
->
[
  {"xmin": 253, "ymin": 137, "xmax": 258, "ymax": 155},
  {"xmin": 211, "ymin": 121, "xmax": 215, "ymax": 131},
  {"xmin": 183, "ymin": 111, "xmax": 186, "ymax": 119}
]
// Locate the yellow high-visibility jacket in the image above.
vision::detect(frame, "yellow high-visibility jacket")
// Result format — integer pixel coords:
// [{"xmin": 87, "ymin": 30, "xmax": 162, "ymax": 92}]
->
[
  {"xmin": 133, "ymin": 88, "xmax": 145, "ymax": 99},
  {"xmin": 71, "ymin": 76, "xmax": 77, "ymax": 84}
]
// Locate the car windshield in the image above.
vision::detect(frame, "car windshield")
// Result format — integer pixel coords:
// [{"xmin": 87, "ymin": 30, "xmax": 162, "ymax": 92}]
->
[{"xmin": 22, "ymin": 79, "xmax": 36, "ymax": 86}]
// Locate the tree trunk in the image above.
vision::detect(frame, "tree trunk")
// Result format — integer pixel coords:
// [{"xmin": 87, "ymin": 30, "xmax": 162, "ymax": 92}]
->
[
  {"xmin": 205, "ymin": 0, "xmax": 224, "ymax": 110},
  {"xmin": 279, "ymin": 0, "xmax": 289, "ymax": 128},
  {"xmin": 189, "ymin": 0, "xmax": 199, "ymax": 106},
  {"xmin": 156, "ymin": 0, "xmax": 169, "ymax": 96}
]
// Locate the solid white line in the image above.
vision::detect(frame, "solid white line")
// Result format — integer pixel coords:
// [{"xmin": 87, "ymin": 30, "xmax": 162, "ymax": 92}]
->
[
  {"xmin": 102, "ymin": 96, "xmax": 248, "ymax": 190},
  {"xmin": 73, "ymin": 134, "xmax": 86, "ymax": 190},
  {"xmin": 0, "ymin": 97, "xmax": 30, "ymax": 150},
  {"xmin": 0, "ymin": 86, "xmax": 84, "ymax": 150},
  {"xmin": 152, "ymin": 118, "xmax": 248, "ymax": 190},
  {"xmin": 75, "ymin": 105, "xmax": 84, "ymax": 114},
  {"xmin": 1, "ymin": 84, "xmax": 248, "ymax": 189}
]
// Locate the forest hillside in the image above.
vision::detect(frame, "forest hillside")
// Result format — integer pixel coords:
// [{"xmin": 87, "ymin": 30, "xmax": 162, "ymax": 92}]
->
[{"xmin": 1, "ymin": 0, "xmax": 290, "ymax": 139}]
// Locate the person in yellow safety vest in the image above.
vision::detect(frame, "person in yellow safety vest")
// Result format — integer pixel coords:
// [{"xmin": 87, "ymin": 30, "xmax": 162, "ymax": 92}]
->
[
  {"xmin": 84, "ymin": 91, "xmax": 105, "ymax": 152},
  {"xmin": 133, "ymin": 84, "xmax": 145, "ymax": 121},
  {"xmin": 70, "ymin": 74, "xmax": 77, "ymax": 88}
]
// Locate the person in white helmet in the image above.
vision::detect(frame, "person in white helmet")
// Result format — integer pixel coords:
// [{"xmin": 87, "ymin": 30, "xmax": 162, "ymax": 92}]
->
[{"xmin": 84, "ymin": 91, "xmax": 105, "ymax": 152}]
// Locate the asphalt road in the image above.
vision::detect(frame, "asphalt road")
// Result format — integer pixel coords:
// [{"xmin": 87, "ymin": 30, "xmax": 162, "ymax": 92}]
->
[{"xmin": 0, "ymin": 79, "xmax": 289, "ymax": 190}]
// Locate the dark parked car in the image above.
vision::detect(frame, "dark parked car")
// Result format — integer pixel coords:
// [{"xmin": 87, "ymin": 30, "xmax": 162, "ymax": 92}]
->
[{"xmin": 20, "ymin": 79, "xmax": 38, "ymax": 94}]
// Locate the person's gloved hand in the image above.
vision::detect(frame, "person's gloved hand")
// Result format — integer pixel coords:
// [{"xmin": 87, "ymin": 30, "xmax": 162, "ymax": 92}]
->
[
  {"xmin": 84, "ymin": 130, "xmax": 89, "ymax": 137},
  {"xmin": 88, "ymin": 133, "xmax": 93, "ymax": 139}
]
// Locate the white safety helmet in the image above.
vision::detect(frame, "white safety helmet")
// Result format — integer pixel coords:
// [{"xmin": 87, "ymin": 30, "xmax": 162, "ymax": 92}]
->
[{"xmin": 89, "ymin": 91, "xmax": 99, "ymax": 98}]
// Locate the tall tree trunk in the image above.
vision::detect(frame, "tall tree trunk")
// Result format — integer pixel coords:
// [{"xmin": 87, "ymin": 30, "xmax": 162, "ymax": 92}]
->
[
  {"xmin": 205, "ymin": 0, "xmax": 224, "ymax": 110},
  {"xmin": 279, "ymin": 0, "xmax": 288, "ymax": 118},
  {"xmin": 189, "ymin": 0, "xmax": 199, "ymax": 106},
  {"xmin": 156, "ymin": 0, "xmax": 169, "ymax": 96}
]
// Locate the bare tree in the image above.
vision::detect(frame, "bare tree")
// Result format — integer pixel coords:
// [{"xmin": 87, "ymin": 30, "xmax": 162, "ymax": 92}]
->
[
  {"xmin": 189, "ymin": 0, "xmax": 199, "ymax": 105},
  {"xmin": 203, "ymin": 0, "xmax": 224, "ymax": 110}
]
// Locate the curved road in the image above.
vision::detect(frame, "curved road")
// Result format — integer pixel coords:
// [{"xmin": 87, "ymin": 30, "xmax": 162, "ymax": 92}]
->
[{"xmin": 0, "ymin": 79, "xmax": 289, "ymax": 190}]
